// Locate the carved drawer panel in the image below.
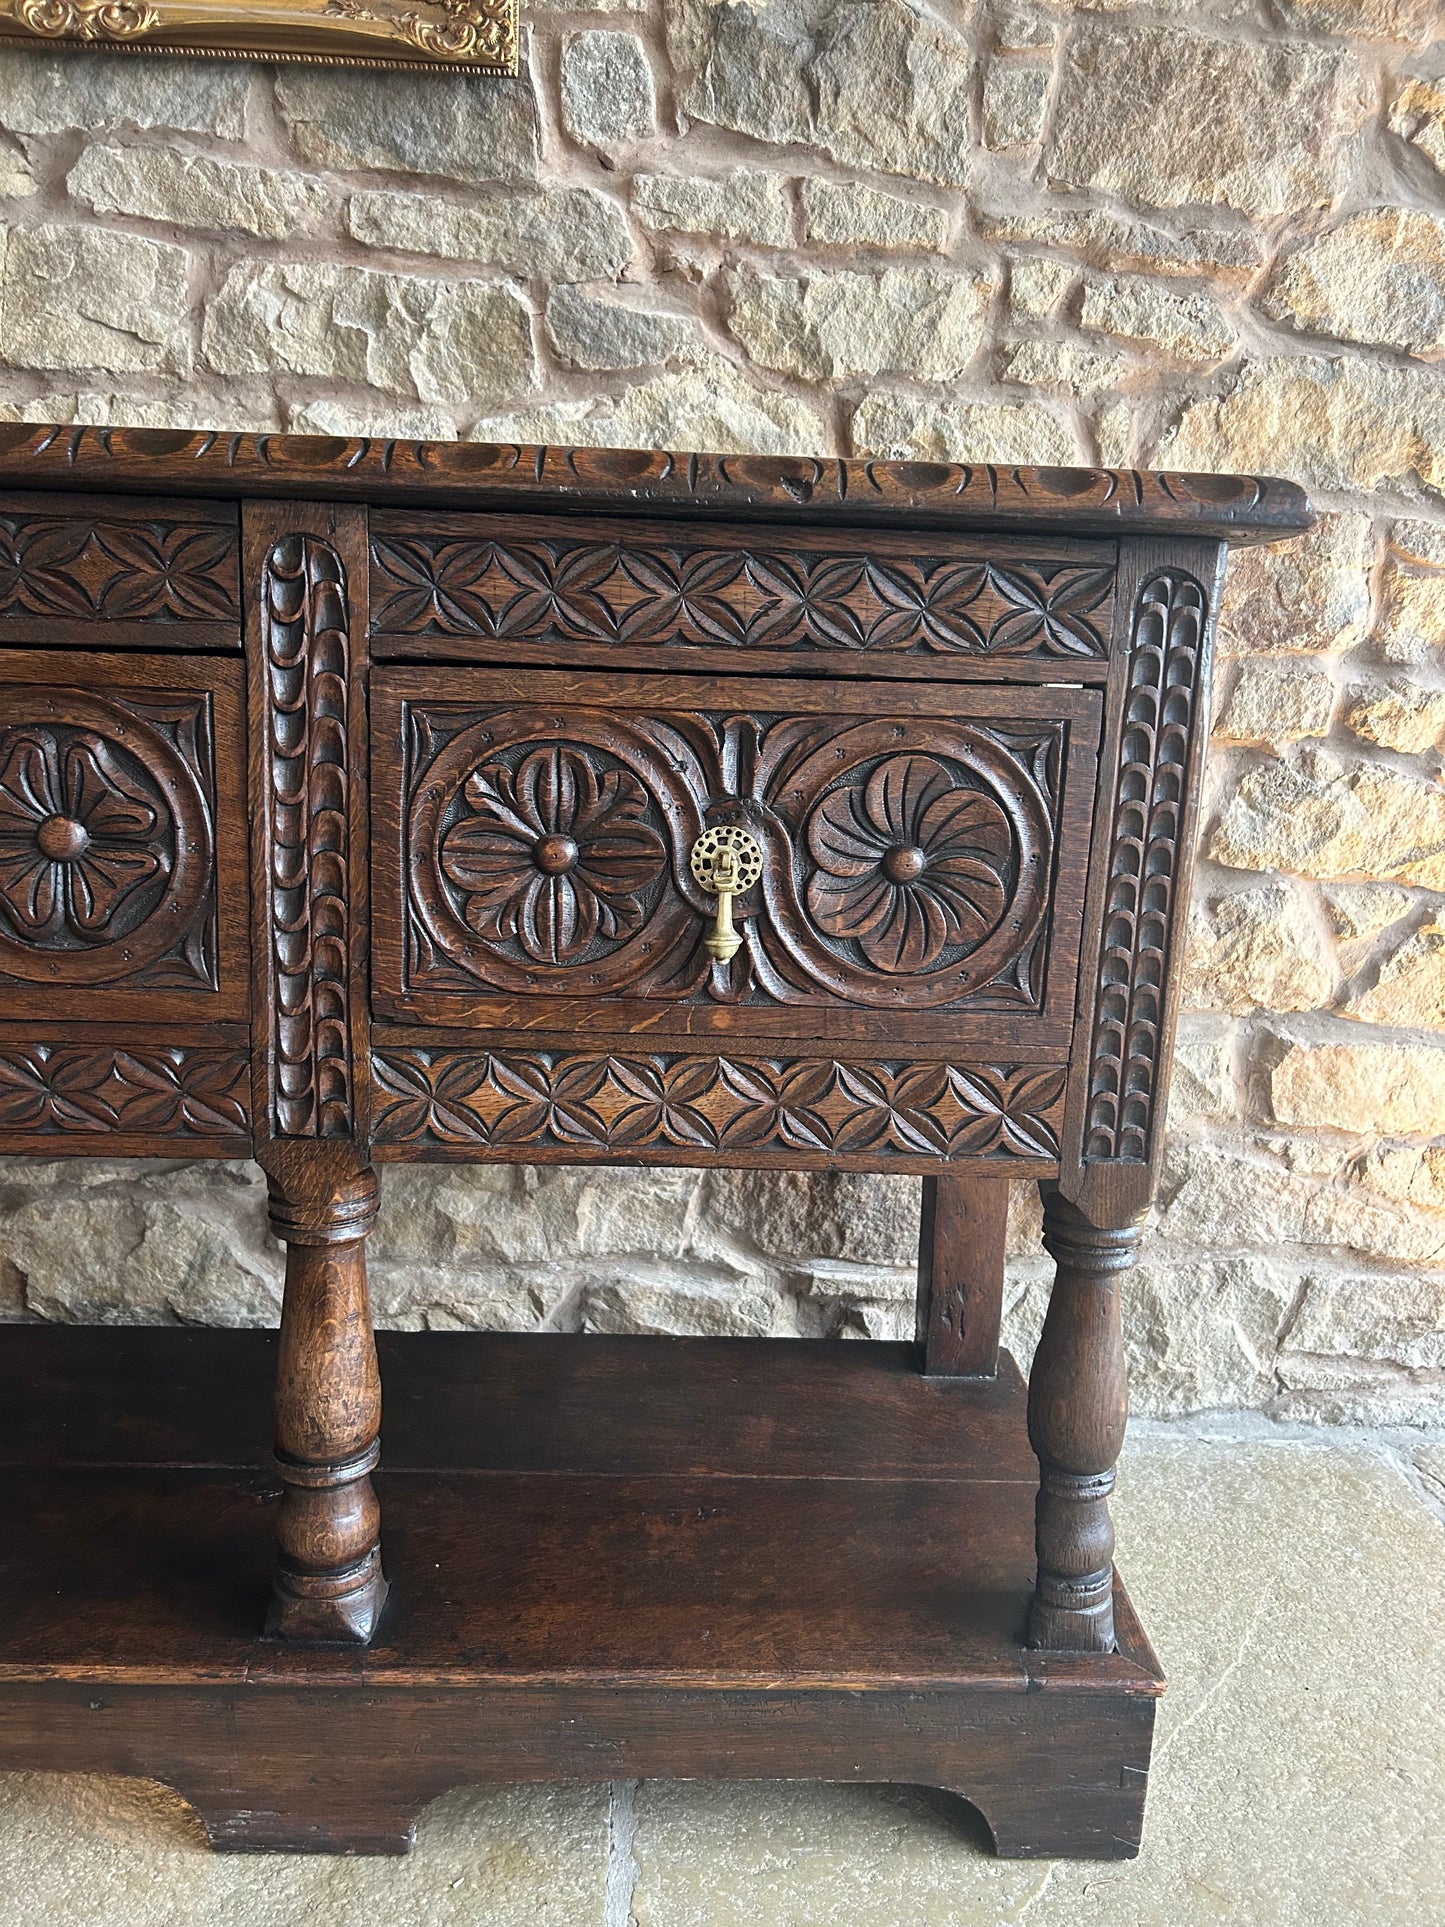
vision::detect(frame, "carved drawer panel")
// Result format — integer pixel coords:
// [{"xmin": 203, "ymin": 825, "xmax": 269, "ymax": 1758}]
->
[
  {"xmin": 0, "ymin": 650, "xmax": 249, "ymax": 1025},
  {"xmin": 0, "ymin": 493, "xmax": 241, "ymax": 652},
  {"xmin": 368, "ymin": 509, "xmax": 1116, "ymax": 684},
  {"xmin": 371, "ymin": 666, "xmax": 1100, "ymax": 1054}
]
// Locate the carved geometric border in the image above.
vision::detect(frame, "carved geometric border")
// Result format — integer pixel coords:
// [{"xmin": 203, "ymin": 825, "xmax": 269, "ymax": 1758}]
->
[
  {"xmin": 372, "ymin": 1046, "xmax": 1066, "ymax": 1163},
  {"xmin": 0, "ymin": 1043, "xmax": 249, "ymax": 1139}
]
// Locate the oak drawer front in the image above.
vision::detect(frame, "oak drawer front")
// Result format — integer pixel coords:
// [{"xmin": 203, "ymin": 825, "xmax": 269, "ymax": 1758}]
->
[
  {"xmin": 0, "ymin": 493, "xmax": 241, "ymax": 653},
  {"xmin": 371, "ymin": 666, "xmax": 1100, "ymax": 1053},
  {"xmin": 0, "ymin": 650, "xmax": 249, "ymax": 1026},
  {"xmin": 368, "ymin": 509, "xmax": 1116, "ymax": 684}
]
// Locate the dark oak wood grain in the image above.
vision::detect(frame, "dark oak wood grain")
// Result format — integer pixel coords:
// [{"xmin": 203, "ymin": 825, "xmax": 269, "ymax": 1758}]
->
[
  {"xmin": 0, "ymin": 427, "xmax": 1309, "ymax": 1856},
  {"xmin": 0, "ymin": 1325, "xmax": 1160, "ymax": 1857},
  {"xmin": 0, "ymin": 423, "xmax": 1312, "ymax": 546}
]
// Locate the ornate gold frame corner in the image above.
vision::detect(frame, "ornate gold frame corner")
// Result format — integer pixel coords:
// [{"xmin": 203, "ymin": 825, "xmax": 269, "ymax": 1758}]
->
[{"xmin": 0, "ymin": 0, "xmax": 518, "ymax": 75}]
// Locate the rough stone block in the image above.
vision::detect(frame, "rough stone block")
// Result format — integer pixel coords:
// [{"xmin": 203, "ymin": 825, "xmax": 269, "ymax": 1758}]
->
[
  {"xmin": 1208, "ymin": 749, "xmax": 1445, "ymax": 892},
  {"xmin": 1216, "ymin": 657, "xmax": 1337, "ymax": 748},
  {"xmin": 1347, "ymin": 921, "xmax": 1445, "ymax": 1029},
  {"xmin": 1079, "ymin": 272, "xmax": 1234, "ymax": 363},
  {"xmin": 1217, "ymin": 513, "xmax": 1373, "ymax": 657},
  {"xmin": 632, "ymin": 171, "xmax": 791, "ymax": 245},
  {"xmin": 1166, "ymin": 1031, "xmax": 1235, "ymax": 1124},
  {"xmin": 0, "ymin": 49, "xmax": 248, "ymax": 137},
  {"xmin": 1348, "ymin": 679, "xmax": 1445, "ymax": 755},
  {"xmin": 1390, "ymin": 75, "xmax": 1445, "ymax": 176},
  {"xmin": 1163, "ymin": 355, "xmax": 1445, "ymax": 500},
  {"xmin": 0, "ymin": 139, "xmax": 35, "ymax": 198},
  {"xmin": 726, "ymin": 263, "xmax": 996, "ymax": 381},
  {"xmin": 275, "ymin": 67, "xmax": 540, "ymax": 182},
  {"xmin": 800, "ymin": 179, "xmax": 948, "ymax": 253},
  {"xmin": 978, "ymin": 204, "xmax": 1265, "ymax": 281},
  {"xmin": 1375, "ymin": 561, "xmax": 1445, "ymax": 667},
  {"xmin": 1271, "ymin": 1040, "xmax": 1445, "ymax": 1137},
  {"xmin": 852, "ymin": 392, "xmax": 1079, "ymax": 465},
  {"xmin": 70, "ymin": 146, "xmax": 324, "ymax": 241},
  {"xmin": 203, "ymin": 261, "xmax": 537, "ymax": 407},
  {"xmin": 1048, "ymin": 23, "xmax": 1369, "ymax": 217},
  {"xmin": 348, "ymin": 186, "xmax": 632, "ymax": 284},
  {"xmin": 1181, "ymin": 882, "xmax": 1337, "ymax": 1015},
  {"xmin": 547, "ymin": 287, "xmax": 700, "ymax": 370},
  {"xmin": 1005, "ymin": 256, "xmax": 1074, "ymax": 318},
  {"xmin": 1261, "ymin": 209, "xmax": 1445, "ymax": 357},
  {"xmin": 561, "ymin": 30, "xmax": 657, "ymax": 146},
  {"xmin": 1324, "ymin": 882, "xmax": 1413, "ymax": 943},
  {"xmin": 0, "ymin": 225, "xmax": 190, "ymax": 375},
  {"xmin": 1125, "ymin": 1253, "xmax": 1297, "ymax": 1416},
  {"xmin": 1001, "ymin": 338, "xmax": 1122, "ymax": 393},
  {"xmin": 671, "ymin": 0, "xmax": 974, "ymax": 187},
  {"xmin": 471, "ymin": 354, "xmax": 826, "ymax": 457},
  {"xmin": 582, "ymin": 1266, "xmax": 801, "ymax": 1337},
  {"xmin": 981, "ymin": 60, "xmax": 1050, "ymax": 149},
  {"xmin": 1273, "ymin": 0, "xmax": 1443, "ymax": 44}
]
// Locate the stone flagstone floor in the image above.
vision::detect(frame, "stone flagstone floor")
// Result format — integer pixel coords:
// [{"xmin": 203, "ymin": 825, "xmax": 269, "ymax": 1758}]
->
[{"xmin": 0, "ymin": 1427, "xmax": 1440, "ymax": 1927}]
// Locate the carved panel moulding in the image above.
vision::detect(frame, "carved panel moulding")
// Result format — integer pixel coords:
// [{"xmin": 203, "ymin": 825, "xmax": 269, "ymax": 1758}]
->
[
  {"xmin": 261, "ymin": 535, "xmax": 354, "ymax": 1140},
  {"xmin": 0, "ymin": 0, "xmax": 517, "ymax": 73},
  {"xmin": 400, "ymin": 703, "xmax": 1067, "ymax": 1014},
  {"xmin": 0, "ymin": 686, "xmax": 219, "ymax": 992},
  {"xmin": 0, "ymin": 1042, "xmax": 249, "ymax": 1140},
  {"xmin": 0, "ymin": 508, "xmax": 239, "ymax": 631},
  {"xmin": 372, "ymin": 1045, "xmax": 1068, "ymax": 1165},
  {"xmin": 1082, "ymin": 569, "xmax": 1209, "ymax": 1168},
  {"xmin": 369, "ymin": 532, "xmax": 1114, "ymax": 662}
]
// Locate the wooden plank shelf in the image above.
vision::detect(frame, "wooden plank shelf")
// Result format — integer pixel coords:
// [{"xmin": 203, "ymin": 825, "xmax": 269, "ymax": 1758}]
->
[{"xmin": 0, "ymin": 1328, "xmax": 1160, "ymax": 1856}]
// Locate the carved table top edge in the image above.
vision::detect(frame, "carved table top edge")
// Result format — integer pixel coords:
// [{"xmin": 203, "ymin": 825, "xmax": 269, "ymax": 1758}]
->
[{"xmin": 0, "ymin": 425, "xmax": 1314, "ymax": 547}]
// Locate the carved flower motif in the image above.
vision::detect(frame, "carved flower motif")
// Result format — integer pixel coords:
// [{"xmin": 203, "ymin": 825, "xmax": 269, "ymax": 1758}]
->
[
  {"xmin": 439, "ymin": 744, "xmax": 666, "ymax": 966},
  {"xmin": 806, "ymin": 754, "xmax": 1012, "ymax": 973},
  {"xmin": 0, "ymin": 730, "xmax": 166, "ymax": 943}
]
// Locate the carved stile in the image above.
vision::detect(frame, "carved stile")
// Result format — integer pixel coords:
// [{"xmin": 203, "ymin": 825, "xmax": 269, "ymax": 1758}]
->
[{"xmin": 261, "ymin": 535, "xmax": 354, "ymax": 1142}]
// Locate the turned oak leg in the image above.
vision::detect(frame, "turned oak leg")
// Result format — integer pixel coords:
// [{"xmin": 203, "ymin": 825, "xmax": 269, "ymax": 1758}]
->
[
  {"xmin": 264, "ymin": 1149, "xmax": 387, "ymax": 1644},
  {"xmin": 1027, "ymin": 1187, "xmax": 1142, "ymax": 1653},
  {"xmin": 915, "ymin": 1176, "xmax": 1007, "ymax": 1377}
]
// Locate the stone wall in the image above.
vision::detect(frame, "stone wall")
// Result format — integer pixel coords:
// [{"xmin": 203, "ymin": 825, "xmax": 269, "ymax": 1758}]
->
[{"xmin": 0, "ymin": 0, "xmax": 1442, "ymax": 1426}]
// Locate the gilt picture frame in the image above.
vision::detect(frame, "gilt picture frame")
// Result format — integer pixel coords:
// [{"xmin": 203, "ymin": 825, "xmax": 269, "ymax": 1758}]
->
[{"xmin": 0, "ymin": 0, "xmax": 517, "ymax": 74}]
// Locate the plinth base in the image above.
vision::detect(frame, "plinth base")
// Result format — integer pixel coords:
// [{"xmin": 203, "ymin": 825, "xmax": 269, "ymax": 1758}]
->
[{"xmin": 0, "ymin": 1329, "xmax": 1162, "ymax": 1857}]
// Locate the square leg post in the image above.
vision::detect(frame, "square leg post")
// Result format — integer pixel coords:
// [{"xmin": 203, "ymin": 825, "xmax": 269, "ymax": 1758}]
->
[{"xmin": 915, "ymin": 1175, "xmax": 1008, "ymax": 1377}]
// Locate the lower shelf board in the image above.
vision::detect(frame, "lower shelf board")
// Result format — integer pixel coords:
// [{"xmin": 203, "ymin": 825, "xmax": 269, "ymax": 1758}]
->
[{"xmin": 0, "ymin": 1328, "xmax": 1163, "ymax": 1858}]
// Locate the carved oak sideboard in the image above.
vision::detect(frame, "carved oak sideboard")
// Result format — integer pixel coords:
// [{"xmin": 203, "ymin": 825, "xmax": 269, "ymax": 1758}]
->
[{"xmin": 0, "ymin": 426, "xmax": 1310, "ymax": 1857}]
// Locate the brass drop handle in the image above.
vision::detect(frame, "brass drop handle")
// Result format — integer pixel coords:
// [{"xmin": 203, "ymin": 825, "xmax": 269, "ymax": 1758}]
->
[{"xmin": 689, "ymin": 826, "xmax": 764, "ymax": 964}]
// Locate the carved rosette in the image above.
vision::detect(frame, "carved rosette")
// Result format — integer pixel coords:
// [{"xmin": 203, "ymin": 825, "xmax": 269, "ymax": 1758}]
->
[
  {"xmin": 0, "ymin": 690, "xmax": 216, "ymax": 989},
  {"xmin": 403, "ymin": 704, "xmax": 1060, "ymax": 1013},
  {"xmin": 261, "ymin": 536, "xmax": 353, "ymax": 1140},
  {"xmin": 1083, "ymin": 570, "xmax": 1209, "ymax": 1168}
]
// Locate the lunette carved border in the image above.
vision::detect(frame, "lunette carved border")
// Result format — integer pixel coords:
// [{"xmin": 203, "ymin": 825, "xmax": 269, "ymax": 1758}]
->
[
  {"xmin": 261, "ymin": 534, "xmax": 353, "ymax": 1140},
  {"xmin": 1081, "ymin": 568, "xmax": 1209, "ymax": 1170},
  {"xmin": 0, "ymin": 425, "xmax": 1313, "ymax": 547}
]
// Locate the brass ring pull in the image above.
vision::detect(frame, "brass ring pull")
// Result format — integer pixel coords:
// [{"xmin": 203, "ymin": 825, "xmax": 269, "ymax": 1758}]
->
[{"xmin": 690, "ymin": 826, "xmax": 763, "ymax": 964}]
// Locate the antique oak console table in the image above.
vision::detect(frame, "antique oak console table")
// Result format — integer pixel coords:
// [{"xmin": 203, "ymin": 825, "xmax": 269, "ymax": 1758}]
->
[{"xmin": 0, "ymin": 426, "xmax": 1309, "ymax": 1857}]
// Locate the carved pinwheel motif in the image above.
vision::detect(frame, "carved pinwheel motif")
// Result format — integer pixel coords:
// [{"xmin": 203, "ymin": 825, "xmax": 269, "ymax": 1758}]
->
[
  {"xmin": 0, "ymin": 727, "xmax": 169, "ymax": 944},
  {"xmin": 438, "ymin": 743, "xmax": 667, "ymax": 966},
  {"xmin": 805, "ymin": 754, "xmax": 1013, "ymax": 974}
]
